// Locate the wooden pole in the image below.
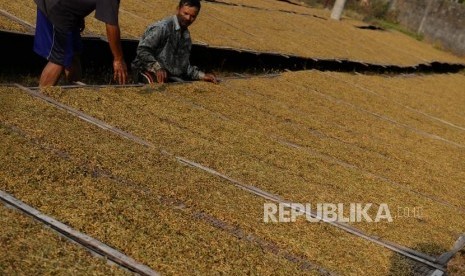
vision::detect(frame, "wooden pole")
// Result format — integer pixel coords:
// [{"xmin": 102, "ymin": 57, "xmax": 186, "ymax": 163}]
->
[{"xmin": 330, "ymin": 0, "xmax": 347, "ymax": 20}]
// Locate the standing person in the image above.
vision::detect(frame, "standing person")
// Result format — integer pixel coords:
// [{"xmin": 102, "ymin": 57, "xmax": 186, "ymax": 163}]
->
[
  {"xmin": 131, "ymin": 0, "xmax": 218, "ymax": 84},
  {"xmin": 33, "ymin": 0, "xmax": 128, "ymax": 86}
]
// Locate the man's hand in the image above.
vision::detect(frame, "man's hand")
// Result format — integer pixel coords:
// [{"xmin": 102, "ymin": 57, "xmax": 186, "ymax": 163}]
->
[
  {"xmin": 113, "ymin": 59, "xmax": 128, "ymax": 85},
  {"xmin": 106, "ymin": 24, "xmax": 127, "ymax": 85},
  {"xmin": 156, "ymin": 69, "xmax": 168, "ymax": 83},
  {"xmin": 203, "ymin": 73, "xmax": 219, "ymax": 84}
]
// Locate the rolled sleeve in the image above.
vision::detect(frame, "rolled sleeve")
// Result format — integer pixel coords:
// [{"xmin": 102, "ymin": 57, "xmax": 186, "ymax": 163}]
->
[{"xmin": 186, "ymin": 65, "xmax": 205, "ymax": 80}]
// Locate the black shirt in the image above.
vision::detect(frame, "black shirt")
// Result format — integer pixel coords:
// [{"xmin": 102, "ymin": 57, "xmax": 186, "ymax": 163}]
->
[{"xmin": 35, "ymin": 0, "xmax": 120, "ymax": 31}]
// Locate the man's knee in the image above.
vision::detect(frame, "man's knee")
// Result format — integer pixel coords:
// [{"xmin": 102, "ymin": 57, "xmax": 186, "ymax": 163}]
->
[{"xmin": 138, "ymin": 71, "xmax": 157, "ymax": 84}]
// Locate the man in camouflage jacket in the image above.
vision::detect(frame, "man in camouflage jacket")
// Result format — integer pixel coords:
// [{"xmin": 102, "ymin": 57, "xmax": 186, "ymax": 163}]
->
[{"xmin": 132, "ymin": 0, "xmax": 217, "ymax": 84}]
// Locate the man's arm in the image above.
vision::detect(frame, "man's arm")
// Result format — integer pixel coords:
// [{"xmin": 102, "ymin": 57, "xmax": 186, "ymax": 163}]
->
[
  {"xmin": 106, "ymin": 23, "xmax": 127, "ymax": 84},
  {"xmin": 136, "ymin": 26, "xmax": 165, "ymax": 72},
  {"xmin": 136, "ymin": 26, "xmax": 168, "ymax": 83},
  {"xmin": 186, "ymin": 65, "xmax": 203, "ymax": 81},
  {"xmin": 186, "ymin": 65, "xmax": 218, "ymax": 84}
]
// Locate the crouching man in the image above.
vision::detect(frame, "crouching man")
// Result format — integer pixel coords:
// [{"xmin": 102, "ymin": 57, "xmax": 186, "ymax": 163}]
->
[{"xmin": 131, "ymin": 0, "xmax": 218, "ymax": 84}]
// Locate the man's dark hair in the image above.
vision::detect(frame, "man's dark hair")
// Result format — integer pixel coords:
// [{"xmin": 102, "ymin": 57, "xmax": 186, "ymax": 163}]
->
[{"xmin": 179, "ymin": 0, "xmax": 201, "ymax": 9}]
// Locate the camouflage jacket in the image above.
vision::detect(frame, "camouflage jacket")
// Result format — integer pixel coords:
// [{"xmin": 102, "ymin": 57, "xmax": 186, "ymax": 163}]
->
[{"xmin": 131, "ymin": 15, "xmax": 204, "ymax": 80}]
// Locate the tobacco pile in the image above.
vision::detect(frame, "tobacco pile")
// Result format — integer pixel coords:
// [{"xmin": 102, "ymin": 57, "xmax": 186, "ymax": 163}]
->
[
  {"xmin": 1, "ymin": 0, "xmax": 463, "ymax": 66},
  {"xmin": 0, "ymin": 1, "xmax": 36, "ymax": 28},
  {"xmin": 330, "ymin": 72, "xmax": 465, "ymax": 129},
  {"xmin": 448, "ymin": 249, "xmax": 465, "ymax": 276},
  {"xmin": 208, "ymin": 0, "xmax": 322, "ymax": 15},
  {"xmin": 0, "ymin": 14, "xmax": 29, "ymax": 33},
  {"xmin": 2, "ymin": 83, "xmax": 431, "ymax": 274},
  {"xmin": 42, "ymin": 71, "xmax": 465, "ymax": 258},
  {"xmin": 0, "ymin": 205, "xmax": 128, "ymax": 275},
  {"xmin": 1, "ymin": 87, "xmax": 324, "ymax": 275}
]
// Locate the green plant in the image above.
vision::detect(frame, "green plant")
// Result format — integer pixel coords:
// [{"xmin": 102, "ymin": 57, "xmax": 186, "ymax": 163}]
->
[{"xmin": 374, "ymin": 19, "xmax": 424, "ymax": 41}]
